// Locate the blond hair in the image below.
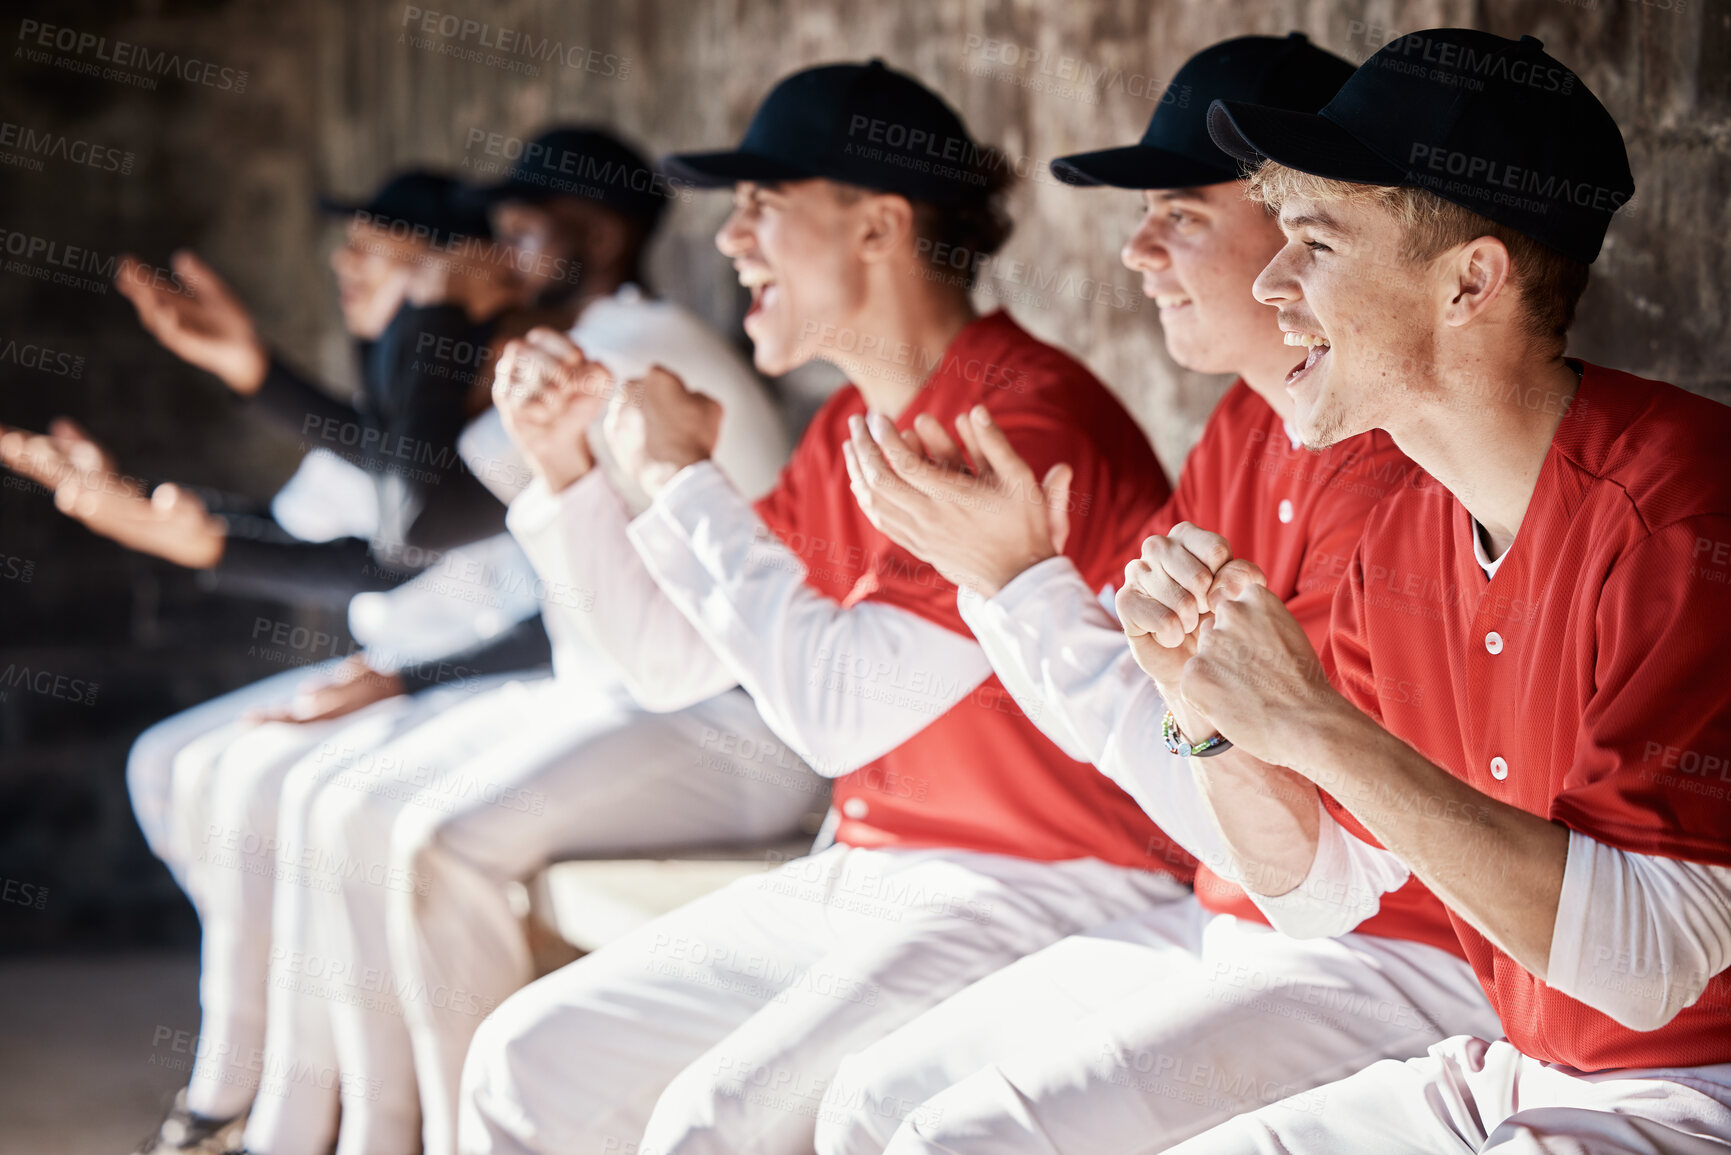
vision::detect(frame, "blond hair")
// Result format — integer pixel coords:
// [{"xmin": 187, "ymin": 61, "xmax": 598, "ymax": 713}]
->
[{"xmin": 1246, "ymin": 160, "xmax": 1589, "ymax": 348}]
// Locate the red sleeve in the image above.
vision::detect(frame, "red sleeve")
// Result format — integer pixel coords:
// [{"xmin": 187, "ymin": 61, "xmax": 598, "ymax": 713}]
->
[{"xmin": 1552, "ymin": 516, "xmax": 1731, "ymax": 866}]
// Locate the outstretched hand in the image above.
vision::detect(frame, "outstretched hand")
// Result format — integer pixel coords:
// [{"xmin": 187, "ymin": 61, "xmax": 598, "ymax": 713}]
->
[
  {"xmin": 843, "ymin": 403, "xmax": 1071, "ymax": 597},
  {"xmin": 116, "ymin": 251, "xmax": 268, "ymax": 395},
  {"xmin": 0, "ymin": 418, "xmax": 225, "ymax": 569}
]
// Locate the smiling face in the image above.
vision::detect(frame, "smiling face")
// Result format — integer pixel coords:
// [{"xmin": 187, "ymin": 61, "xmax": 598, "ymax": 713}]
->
[
  {"xmin": 714, "ymin": 180, "xmax": 876, "ymax": 376},
  {"xmin": 1251, "ymin": 193, "xmax": 1443, "ymax": 449},
  {"xmin": 1120, "ymin": 183, "xmax": 1292, "ymax": 384}
]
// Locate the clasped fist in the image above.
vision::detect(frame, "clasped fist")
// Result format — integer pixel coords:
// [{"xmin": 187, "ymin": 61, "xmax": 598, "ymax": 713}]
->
[
  {"xmin": 492, "ymin": 328, "xmax": 615, "ymax": 493},
  {"xmin": 603, "ymin": 364, "xmax": 721, "ymax": 498},
  {"xmin": 1116, "ymin": 523, "xmax": 1263, "ymax": 689},
  {"xmin": 1117, "ymin": 522, "xmax": 1345, "ymax": 766}
]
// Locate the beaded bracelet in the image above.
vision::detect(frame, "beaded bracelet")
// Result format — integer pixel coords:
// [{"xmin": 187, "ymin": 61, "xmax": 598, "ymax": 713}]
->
[{"xmin": 1161, "ymin": 708, "xmax": 1234, "ymax": 758}]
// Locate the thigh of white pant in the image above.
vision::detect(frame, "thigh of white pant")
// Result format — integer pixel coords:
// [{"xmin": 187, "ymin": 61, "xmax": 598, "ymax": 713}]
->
[
  {"xmin": 1159, "ymin": 1035, "xmax": 1731, "ymax": 1155},
  {"xmin": 397, "ymin": 695, "xmax": 813, "ymax": 888},
  {"xmin": 131, "ymin": 669, "xmax": 307, "ymax": 868},
  {"xmin": 169, "ymin": 722, "xmax": 247, "ymax": 910},
  {"xmin": 1484, "ymin": 1108, "xmax": 1731, "ymax": 1155},
  {"xmin": 296, "ymin": 687, "xmax": 505, "ymax": 878},
  {"xmin": 207, "ymin": 723, "xmax": 339, "ymax": 847},
  {"xmin": 462, "ymin": 854, "xmax": 846, "ymax": 1151},
  {"xmin": 305, "ymin": 679, "xmax": 554, "ymax": 844},
  {"xmin": 178, "ymin": 717, "xmax": 343, "ymax": 924},
  {"xmin": 642, "ymin": 853, "xmax": 1154, "ymax": 1153},
  {"xmin": 916, "ymin": 924, "xmax": 1491, "ymax": 1155},
  {"xmin": 823, "ymin": 900, "xmax": 1211, "ymax": 1149},
  {"xmin": 1192, "ymin": 918, "xmax": 1497, "ymax": 1072},
  {"xmin": 1472, "ymin": 1042, "xmax": 1731, "ymax": 1153},
  {"xmin": 1159, "ymin": 1049, "xmax": 1480, "ymax": 1155}
]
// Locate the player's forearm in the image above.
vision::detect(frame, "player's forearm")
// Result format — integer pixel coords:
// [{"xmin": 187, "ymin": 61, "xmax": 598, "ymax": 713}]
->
[
  {"xmin": 630, "ymin": 462, "xmax": 991, "ymax": 773},
  {"xmin": 1298, "ymin": 701, "xmax": 1569, "ymax": 976},
  {"xmin": 1192, "ymin": 751, "xmax": 1322, "ymax": 898},
  {"xmin": 508, "ymin": 470, "xmax": 735, "ymax": 709}
]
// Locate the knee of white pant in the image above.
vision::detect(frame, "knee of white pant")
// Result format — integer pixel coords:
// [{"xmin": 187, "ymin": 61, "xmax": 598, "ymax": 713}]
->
[
  {"xmin": 815, "ymin": 1050, "xmax": 925, "ymax": 1155},
  {"xmin": 221, "ymin": 753, "xmax": 289, "ymax": 840},
  {"xmin": 307, "ymin": 773, "xmax": 398, "ymax": 859},
  {"xmin": 877, "ymin": 1067, "xmax": 1031, "ymax": 1155},
  {"xmin": 127, "ymin": 725, "xmax": 178, "ymax": 851},
  {"xmin": 126, "ymin": 723, "xmax": 172, "ymax": 810},
  {"xmin": 387, "ymin": 808, "xmax": 458, "ymax": 923},
  {"xmin": 278, "ymin": 749, "xmax": 334, "ymax": 816},
  {"xmin": 458, "ymin": 984, "xmax": 562, "ymax": 1149}
]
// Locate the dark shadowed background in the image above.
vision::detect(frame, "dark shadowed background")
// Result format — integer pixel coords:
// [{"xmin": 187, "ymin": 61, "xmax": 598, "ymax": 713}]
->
[{"xmin": 0, "ymin": 0, "xmax": 1726, "ymax": 959}]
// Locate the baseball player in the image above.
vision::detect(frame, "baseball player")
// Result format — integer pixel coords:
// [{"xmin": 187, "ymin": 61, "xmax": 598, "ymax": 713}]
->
[
  {"xmin": 455, "ymin": 60, "xmax": 1195, "ymax": 1155},
  {"xmin": 1142, "ymin": 27, "xmax": 1731, "ymax": 1153},
  {"xmin": 832, "ymin": 34, "xmax": 1497, "ymax": 1155},
  {"xmin": 0, "ymin": 173, "xmax": 550, "ymax": 1155},
  {"xmin": 1, "ymin": 172, "xmax": 524, "ymax": 610},
  {"xmin": 227, "ymin": 131, "xmax": 818, "ymax": 1155}
]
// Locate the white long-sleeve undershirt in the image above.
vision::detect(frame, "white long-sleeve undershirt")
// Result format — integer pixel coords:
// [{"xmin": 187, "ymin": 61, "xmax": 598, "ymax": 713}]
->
[
  {"xmin": 956, "ymin": 556, "xmax": 1236, "ymax": 876},
  {"xmin": 625, "ymin": 461, "xmax": 993, "ymax": 776},
  {"xmin": 511, "ymin": 460, "xmax": 992, "ymax": 776},
  {"xmin": 959, "ymin": 555, "xmax": 1731, "ymax": 1033}
]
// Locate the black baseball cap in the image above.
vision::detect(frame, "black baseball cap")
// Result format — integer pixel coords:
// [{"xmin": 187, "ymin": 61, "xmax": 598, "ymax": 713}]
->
[
  {"xmin": 319, "ymin": 169, "xmax": 492, "ymax": 248},
  {"xmin": 1207, "ymin": 29, "xmax": 1633, "ymax": 263},
  {"xmin": 1052, "ymin": 33, "xmax": 1353, "ymax": 190},
  {"xmin": 663, "ymin": 59, "xmax": 998, "ymax": 206},
  {"xmin": 465, "ymin": 126, "xmax": 670, "ymax": 231}
]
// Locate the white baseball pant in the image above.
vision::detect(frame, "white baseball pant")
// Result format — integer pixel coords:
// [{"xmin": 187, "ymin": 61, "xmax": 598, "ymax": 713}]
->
[
  {"xmin": 138, "ymin": 665, "xmax": 461, "ymax": 1123},
  {"xmin": 1164, "ymin": 1033, "xmax": 1731, "ymax": 1154},
  {"xmin": 822, "ymin": 898, "xmax": 1497, "ymax": 1155},
  {"xmin": 242, "ymin": 677, "xmax": 827, "ymax": 1155},
  {"xmin": 233, "ymin": 674, "xmax": 521, "ymax": 1155},
  {"xmin": 458, "ymin": 844, "xmax": 1191, "ymax": 1155},
  {"xmin": 128, "ymin": 661, "xmax": 341, "ymax": 891}
]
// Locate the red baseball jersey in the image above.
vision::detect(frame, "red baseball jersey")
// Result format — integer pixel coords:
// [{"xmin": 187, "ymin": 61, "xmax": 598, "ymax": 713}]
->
[
  {"xmin": 754, "ymin": 311, "xmax": 1183, "ymax": 871},
  {"xmin": 1324, "ymin": 362, "xmax": 1731, "ymax": 1069},
  {"xmin": 1115, "ymin": 382, "xmax": 1464, "ymax": 957}
]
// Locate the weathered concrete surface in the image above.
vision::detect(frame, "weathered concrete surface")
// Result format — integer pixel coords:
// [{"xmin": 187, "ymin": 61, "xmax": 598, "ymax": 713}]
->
[{"xmin": 303, "ymin": 0, "xmax": 1731, "ymax": 467}]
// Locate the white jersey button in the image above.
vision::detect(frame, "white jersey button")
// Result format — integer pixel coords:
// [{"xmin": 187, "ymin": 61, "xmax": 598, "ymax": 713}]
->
[
  {"xmin": 1485, "ymin": 631, "xmax": 1504, "ymax": 655},
  {"xmin": 1490, "ymin": 756, "xmax": 1509, "ymax": 780},
  {"xmin": 1277, "ymin": 499, "xmax": 1294, "ymax": 524},
  {"xmin": 842, "ymin": 797, "xmax": 869, "ymax": 819}
]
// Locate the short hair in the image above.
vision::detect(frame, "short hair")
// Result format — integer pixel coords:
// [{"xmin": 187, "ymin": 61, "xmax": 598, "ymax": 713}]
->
[
  {"xmin": 909, "ymin": 160, "xmax": 1017, "ymax": 289},
  {"xmin": 1246, "ymin": 161, "xmax": 1590, "ymax": 349},
  {"xmin": 832, "ymin": 163, "xmax": 1017, "ymax": 291}
]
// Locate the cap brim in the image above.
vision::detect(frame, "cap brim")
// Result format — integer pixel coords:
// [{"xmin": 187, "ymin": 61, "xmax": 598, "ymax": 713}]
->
[
  {"xmin": 660, "ymin": 149, "xmax": 816, "ymax": 189},
  {"xmin": 1207, "ymin": 100, "xmax": 1405, "ymax": 185},
  {"xmin": 1050, "ymin": 144, "xmax": 1240, "ymax": 190}
]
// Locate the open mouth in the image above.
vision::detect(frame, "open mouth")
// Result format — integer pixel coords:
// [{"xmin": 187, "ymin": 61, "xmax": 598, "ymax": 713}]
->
[
  {"xmin": 1283, "ymin": 330, "xmax": 1331, "ymax": 388},
  {"xmin": 738, "ymin": 265, "xmax": 778, "ymax": 323},
  {"xmin": 1153, "ymin": 293, "xmax": 1193, "ymax": 315}
]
